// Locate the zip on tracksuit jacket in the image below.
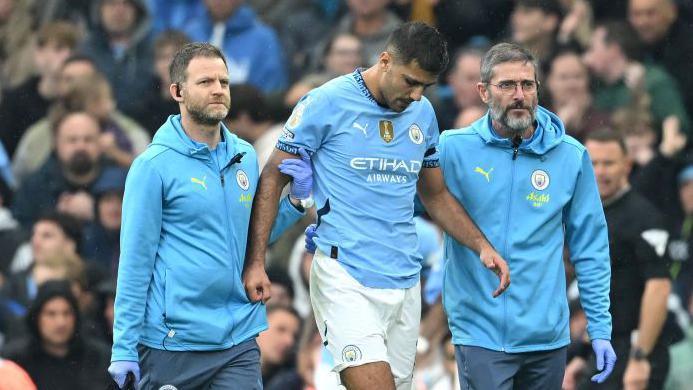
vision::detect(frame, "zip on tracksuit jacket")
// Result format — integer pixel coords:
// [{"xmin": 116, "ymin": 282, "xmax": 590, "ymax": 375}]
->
[
  {"xmin": 439, "ymin": 106, "xmax": 612, "ymax": 352},
  {"xmin": 111, "ymin": 115, "xmax": 303, "ymax": 362}
]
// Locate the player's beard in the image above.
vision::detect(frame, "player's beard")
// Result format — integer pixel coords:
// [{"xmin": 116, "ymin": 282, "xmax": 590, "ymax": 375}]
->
[
  {"xmin": 186, "ymin": 99, "xmax": 230, "ymax": 126},
  {"xmin": 488, "ymin": 96, "xmax": 537, "ymax": 134}
]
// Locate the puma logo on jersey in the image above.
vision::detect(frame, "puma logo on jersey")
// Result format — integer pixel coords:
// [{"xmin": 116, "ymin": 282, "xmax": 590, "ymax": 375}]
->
[
  {"xmin": 191, "ymin": 175, "xmax": 207, "ymax": 190},
  {"xmin": 352, "ymin": 122, "xmax": 368, "ymax": 136},
  {"xmin": 475, "ymin": 167, "xmax": 493, "ymax": 182}
]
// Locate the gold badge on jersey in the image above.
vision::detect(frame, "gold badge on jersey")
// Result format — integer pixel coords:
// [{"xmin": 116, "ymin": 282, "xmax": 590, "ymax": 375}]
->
[{"xmin": 379, "ymin": 120, "xmax": 394, "ymax": 143}]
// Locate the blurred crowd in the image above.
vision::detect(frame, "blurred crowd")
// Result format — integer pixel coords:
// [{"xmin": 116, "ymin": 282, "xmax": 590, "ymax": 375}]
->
[{"xmin": 0, "ymin": 0, "xmax": 691, "ymax": 389}]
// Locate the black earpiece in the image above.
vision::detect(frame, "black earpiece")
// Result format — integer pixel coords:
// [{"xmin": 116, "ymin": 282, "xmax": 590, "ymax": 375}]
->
[{"xmin": 175, "ymin": 83, "xmax": 182, "ymax": 98}]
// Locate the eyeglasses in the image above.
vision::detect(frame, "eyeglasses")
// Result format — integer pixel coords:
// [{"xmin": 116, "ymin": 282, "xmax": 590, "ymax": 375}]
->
[{"xmin": 487, "ymin": 80, "xmax": 539, "ymax": 94}]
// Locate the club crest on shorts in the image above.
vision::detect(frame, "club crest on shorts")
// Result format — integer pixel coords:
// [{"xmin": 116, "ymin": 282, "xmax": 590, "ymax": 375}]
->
[
  {"xmin": 408, "ymin": 123, "xmax": 423, "ymax": 145},
  {"xmin": 342, "ymin": 345, "xmax": 362, "ymax": 362},
  {"xmin": 236, "ymin": 169, "xmax": 250, "ymax": 191},
  {"xmin": 531, "ymin": 169, "xmax": 549, "ymax": 191},
  {"xmin": 379, "ymin": 120, "xmax": 394, "ymax": 143},
  {"xmin": 158, "ymin": 386, "xmax": 178, "ymax": 390}
]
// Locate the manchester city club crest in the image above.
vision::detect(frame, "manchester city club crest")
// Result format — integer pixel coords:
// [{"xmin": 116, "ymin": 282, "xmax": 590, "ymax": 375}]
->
[
  {"xmin": 236, "ymin": 169, "xmax": 250, "ymax": 191},
  {"xmin": 342, "ymin": 345, "xmax": 362, "ymax": 362},
  {"xmin": 408, "ymin": 123, "xmax": 423, "ymax": 145},
  {"xmin": 379, "ymin": 120, "xmax": 394, "ymax": 143},
  {"xmin": 531, "ymin": 169, "xmax": 550, "ymax": 190}
]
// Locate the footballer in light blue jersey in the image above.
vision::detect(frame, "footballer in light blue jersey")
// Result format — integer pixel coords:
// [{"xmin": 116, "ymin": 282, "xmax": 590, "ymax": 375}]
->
[
  {"xmin": 245, "ymin": 22, "xmax": 509, "ymax": 390},
  {"xmin": 276, "ymin": 69, "xmax": 440, "ymax": 289}
]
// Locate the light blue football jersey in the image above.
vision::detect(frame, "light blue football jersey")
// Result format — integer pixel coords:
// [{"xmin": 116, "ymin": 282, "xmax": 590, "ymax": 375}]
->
[{"xmin": 276, "ymin": 70, "xmax": 440, "ymax": 289}]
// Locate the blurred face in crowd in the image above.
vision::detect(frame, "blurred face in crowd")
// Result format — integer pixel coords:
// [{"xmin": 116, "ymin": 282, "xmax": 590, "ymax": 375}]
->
[
  {"xmin": 624, "ymin": 130, "xmax": 656, "ymax": 167},
  {"xmin": 59, "ymin": 60, "xmax": 97, "ymax": 96},
  {"xmin": 583, "ymin": 27, "xmax": 619, "ymax": 80},
  {"xmin": 586, "ymin": 139, "xmax": 632, "ymax": 200},
  {"xmin": 98, "ymin": 192, "xmax": 123, "ymax": 230},
  {"xmin": 379, "ymin": 52, "xmax": 437, "ymax": 113},
  {"xmin": 269, "ymin": 283, "xmax": 292, "ymax": 309},
  {"xmin": 547, "ymin": 53, "xmax": 589, "ymax": 106},
  {"xmin": 55, "ymin": 113, "xmax": 102, "ymax": 176},
  {"xmin": 86, "ymin": 83, "xmax": 116, "ymax": 120},
  {"xmin": 629, "ymin": 0, "xmax": 677, "ymax": 44},
  {"xmin": 347, "ymin": 0, "xmax": 390, "ymax": 18},
  {"xmin": 449, "ymin": 53, "xmax": 483, "ymax": 109},
  {"xmin": 100, "ymin": 0, "xmax": 138, "ymax": 38},
  {"xmin": 511, "ymin": 6, "xmax": 558, "ymax": 44},
  {"xmin": 204, "ymin": 0, "xmax": 243, "ymax": 22},
  {"xmin": 39, "ymin": 297, "xmax": 76, "ymax": 348},
  {"xmin": 454, "ymin": 106, "xmax": 486, "ymax": 128},
  {"xmin": 155, "ymin": 44, "xmax": 178, "ymax": 86},
  {"xmin": 31, "ymin": 221, "xmax": 76, "ymax": 264},
  {"xmin": 177, "ymin": 56, "xmax": 231, "ymax": 126},
  {"xmin": 478, "ymin": 61, "xmax": 539, "ymax": 134},
  {"xmin": 34, "ymin": 42, "xmax": 73, "ymax": 76},
  {"xmin": 0, "ymin": 0, "xmax": 13, "ymax": 23},
  {"xmin": 680, "ymin": 180, "xmax": 693, "ymax": 215},
  {"xmin": 325, "ymin": 34, "xmax": 362, "ymax": 76},
  {"xmin": 258, "ymin": 308, "xmax": 300, "ymax": 366}
]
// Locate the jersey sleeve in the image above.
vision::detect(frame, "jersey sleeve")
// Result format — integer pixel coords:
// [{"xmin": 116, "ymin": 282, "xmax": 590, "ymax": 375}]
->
[
  {"xmin": 422, "ymin": 109, "xmax": 440, "ymax": 168},
  {"xmin": 634, "ymin": 209, "xmax": 672, "ymax": 280},
  {"xmin": 276, "ymin": 89, "xmax": 331, "ymax": 155}
]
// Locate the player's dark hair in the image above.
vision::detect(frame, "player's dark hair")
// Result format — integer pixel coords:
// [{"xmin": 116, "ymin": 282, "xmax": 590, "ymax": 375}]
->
[
  {"xmin": 585, "ymin": 128, "xmax": 628, "ymax": 155},
  {"xmin": 169, "ymin": 42, "xmax": 227, "ymax": 86},
  {"xmin": 386, "ymin": 22, "xmax": 449, "ymax": 74}
]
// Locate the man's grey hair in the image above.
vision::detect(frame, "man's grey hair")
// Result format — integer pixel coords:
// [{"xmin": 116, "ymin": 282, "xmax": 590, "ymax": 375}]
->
[{"xmin": 480, "ymin": 43, "xmax": 539, "ymax": 83}]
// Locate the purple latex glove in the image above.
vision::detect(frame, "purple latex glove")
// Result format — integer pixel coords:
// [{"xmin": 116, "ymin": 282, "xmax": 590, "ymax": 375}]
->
[
  {"xmin": 591, "ymin": 339, "xmax": 617, "ymax": 383},
  {"xmin": 279, "ymin": 148, "xmax": 312, "ymax": 199},
  {"xmin": 305, "ymin": 224, "xmax": 318, "ymax": 254},
  {"xmin": 108, "ymin": 361, "xmax": 140, "ymax": 389}
]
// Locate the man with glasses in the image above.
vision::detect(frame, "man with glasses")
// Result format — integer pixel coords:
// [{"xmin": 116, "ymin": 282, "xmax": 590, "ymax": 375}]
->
[{"xmin": 437, "ymin": 42, "xmax": 616, "ymax": 389}]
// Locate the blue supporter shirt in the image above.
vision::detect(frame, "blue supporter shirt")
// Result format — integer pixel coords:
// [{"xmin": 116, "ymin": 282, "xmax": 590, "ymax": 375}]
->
[{"xmin": 276, "ymin": 70, "xmax": 440, "ymax": 289}]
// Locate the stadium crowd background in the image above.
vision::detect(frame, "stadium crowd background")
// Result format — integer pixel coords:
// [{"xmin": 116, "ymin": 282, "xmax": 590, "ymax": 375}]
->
[{"xmin": 0, "ymin": 0, "xmax": 691, "ymax": 388}]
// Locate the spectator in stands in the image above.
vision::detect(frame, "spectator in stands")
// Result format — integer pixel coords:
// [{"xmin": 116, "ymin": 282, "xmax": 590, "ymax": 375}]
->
[
  {"xmin": 329, "ymin": 0, "xmax": 402, "ymax": 67},
  {"xmin": 183, "ymin": 0, "xmax": 287, "ymax": 93},
  {"xmin": 666, "ymin": 166, "xmax": 693, "ymax": 308},
  {"xmin": 224, "ymin": 84, "xmax": 278, "ymax": 168},
  {"xmin": 275, "ymin": 0, "xmax": 340, "ymax": 82},
  {"xmin": 0, "ymin": 0, "xmax": 35, "ymax": 92},
  {"xmin": 510, "ymin": 0, "xmax": 563, "ymax": 74},
  {"xmin": 546, "ymin": 48, "xmax": 610, "ymax": 141},
  {"xmin": 584, "ymin": 21, "xmax": 690, "ymax": 144},
  {"xmin": 81, "ymin": 167, "xmax": 126, "ymax": 275},
  {"xmin": 257, "ymin": 305, "xmax": 301, "ymax": 387},
  {"xmin": 13, "ymin": 73, "xmax": 149, "ymax": 184},
  {"xmin": 3, "ymin": 213, "xmax": 82, "ymax": 312},
  {"xmin": 12, "ymin": 111, "xmax": 119, "ymax": 227},
  {"xmin": 80, "ymin": 0, "xmax": 154, "ymax": 118},
  {"xmin": 147, "ymin": 0, "xmax": 203, "ymax": 34},
  {"xmin": 438, "ymin": 46, "xmax": 486, "ymax": 131},
  {"xmin": 1, "ymin": 280, "xmax": 111, "ymax": 390},
  {"xmin": 266, "ymin": 267, "xmax": 295, "ymax": 310},
  {"xmin": 131, "ymin": 29, "xmax": 190, "ymax": 135},
  {"xmin": 320, "ymin": 33, "xmax": 363, "ymax": 77},
  {"xmin": 32, "ymin": 0, "xmax": 92, "ymax": 33},
  {"xmin": 0, "ymin": 22, "xmax": 80, "ymax": 158},
  {"xmin": 56, "ymin": 55, "xmax": 98, "ymax": 97},
  {"xmin": 629, "ymin": 0, "xmax": 693, "ymax": 113}
]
